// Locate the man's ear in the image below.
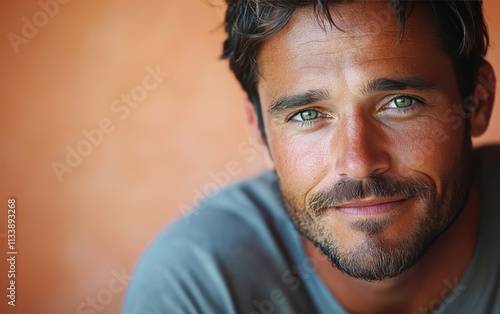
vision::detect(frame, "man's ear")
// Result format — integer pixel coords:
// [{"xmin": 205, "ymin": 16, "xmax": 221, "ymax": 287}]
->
[
  {"xmin": 243, "ymin": 98, "xmax": 275, "ymax": 169},
  {"xmin": 470, "ymin": 61, "xmax": 496, "ymax": 137}
]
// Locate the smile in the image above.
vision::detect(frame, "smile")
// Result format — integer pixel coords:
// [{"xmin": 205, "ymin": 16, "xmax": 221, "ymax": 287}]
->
[{"xmin": 335, "ymin": 197, "xmax": 410, "ymax": 216}]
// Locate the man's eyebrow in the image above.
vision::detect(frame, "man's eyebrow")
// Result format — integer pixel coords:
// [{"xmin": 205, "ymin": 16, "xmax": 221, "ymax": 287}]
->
[
  {"xmin": 269, "ymin": 89, "xmax": 331, "ymax": 116},
  {"xmin": 361, "ymin": 77, "xmax": 438, "ymax": 94},
  {"xmin": 268, "ymin": 78, "xmax": 436, "ymax": 116}
]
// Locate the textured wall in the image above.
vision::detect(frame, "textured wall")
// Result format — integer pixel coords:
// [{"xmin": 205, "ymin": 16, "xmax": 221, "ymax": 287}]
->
[{"xmin": 0, "ymin": 1, "xmax": 498, "ymax": 313}]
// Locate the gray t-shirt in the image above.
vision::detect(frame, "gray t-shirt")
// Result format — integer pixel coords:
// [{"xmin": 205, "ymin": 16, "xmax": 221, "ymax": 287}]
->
[{"xmin": 123, "ymin": 146, "xmax": 500, "ymax": 314}]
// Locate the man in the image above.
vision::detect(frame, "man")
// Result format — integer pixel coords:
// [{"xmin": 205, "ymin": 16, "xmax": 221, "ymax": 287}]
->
[{"xmin": 124, "ymin": 1, "xmax": 499, "ymax": 313}]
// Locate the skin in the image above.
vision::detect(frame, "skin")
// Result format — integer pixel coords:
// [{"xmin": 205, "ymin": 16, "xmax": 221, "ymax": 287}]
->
[{"xmin": 244, "ymin": 1, "xmax": 496, "ymax": 313}]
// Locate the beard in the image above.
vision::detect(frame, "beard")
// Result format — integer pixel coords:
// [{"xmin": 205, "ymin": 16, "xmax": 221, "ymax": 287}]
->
[{"xmin": 278, "ymin": 141, "xmax": 473, "ymax": 281}]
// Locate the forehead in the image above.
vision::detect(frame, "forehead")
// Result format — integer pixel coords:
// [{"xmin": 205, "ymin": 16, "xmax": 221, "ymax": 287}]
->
[{"xmin": 257, "ymin": 1, "xmax": 448, "ymax": 99}]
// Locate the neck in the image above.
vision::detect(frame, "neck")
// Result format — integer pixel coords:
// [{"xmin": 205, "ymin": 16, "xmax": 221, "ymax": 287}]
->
[{"xmin": 303, "ymin": 172, "xmax": 481, "ymax": 314}]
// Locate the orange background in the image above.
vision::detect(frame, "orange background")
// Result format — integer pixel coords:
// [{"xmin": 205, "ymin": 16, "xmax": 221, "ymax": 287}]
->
[{"xmin": 0, "ymin": 1, "xmax": 499, "ymax": 313}]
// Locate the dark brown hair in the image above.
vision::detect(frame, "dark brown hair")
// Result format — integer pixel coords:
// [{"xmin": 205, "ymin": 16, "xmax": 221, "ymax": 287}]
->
[{"xmin": 222, "ymin": 0, "xmax": 489, "ymax": 138}]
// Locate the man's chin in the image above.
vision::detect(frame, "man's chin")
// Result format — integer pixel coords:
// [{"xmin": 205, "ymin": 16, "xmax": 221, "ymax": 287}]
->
[
  {"xmin": 309, "ymin": 226, "xmax": 433, "ymax": 281},
  {"xmin": 318, "ymin": 245, "xmax": 417, "ymax": 281}
]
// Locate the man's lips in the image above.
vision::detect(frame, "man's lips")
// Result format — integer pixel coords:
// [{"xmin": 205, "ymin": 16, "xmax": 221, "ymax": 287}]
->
[{"xmin": 334, "ymin": 197, "xmax": 410, "ymax": 216}]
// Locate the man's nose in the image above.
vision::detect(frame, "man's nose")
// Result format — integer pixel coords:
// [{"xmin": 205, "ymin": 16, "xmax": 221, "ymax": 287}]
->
[{"xmin": 333, "ymin": 111, "xmax": 390, "ymax": 180}]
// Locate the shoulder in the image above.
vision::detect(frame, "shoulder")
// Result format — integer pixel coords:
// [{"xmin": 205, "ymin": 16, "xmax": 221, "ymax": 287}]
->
[
  {"xmin": 164, "ymin": 171, "xmax": 289, "ymax": 254},
  {"xmin": 122, "ymin": 172, "xmax": 305, "ymax": 313}
]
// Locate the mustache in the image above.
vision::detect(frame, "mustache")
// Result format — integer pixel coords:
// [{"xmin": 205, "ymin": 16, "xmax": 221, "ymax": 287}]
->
[{"xmin": 308, "ymin": 175, "xmax": 431, "ymax": 215}]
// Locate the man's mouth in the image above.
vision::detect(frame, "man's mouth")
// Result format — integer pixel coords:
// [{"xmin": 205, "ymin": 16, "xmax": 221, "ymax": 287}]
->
[{"xmin": 334, "ymin": 197, "xmax": 410, "ymax": 216}]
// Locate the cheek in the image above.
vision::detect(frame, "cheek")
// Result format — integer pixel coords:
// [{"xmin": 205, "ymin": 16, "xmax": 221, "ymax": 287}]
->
[
  {"xmin": 388, "ymin": 116, "xmax": 464, "ymax": 178},
  {"xmin": 269, "ymin": 129, "xmax": 334, "ymax": 194}
]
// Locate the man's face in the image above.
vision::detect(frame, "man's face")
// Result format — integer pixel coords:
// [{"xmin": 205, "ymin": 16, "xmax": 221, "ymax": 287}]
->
[{"xmin": 256, "ymin": 1, "xmax": 472, "ymax": 281}]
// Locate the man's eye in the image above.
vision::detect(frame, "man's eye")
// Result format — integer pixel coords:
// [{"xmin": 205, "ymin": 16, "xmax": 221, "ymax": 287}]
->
[
  {"xmin": 388, "ymin": 96, "xmax": 416, "ymax": 108},
  {"xmin": 291, "ymin": 110, "xmax": 320, "ymax": 121}
]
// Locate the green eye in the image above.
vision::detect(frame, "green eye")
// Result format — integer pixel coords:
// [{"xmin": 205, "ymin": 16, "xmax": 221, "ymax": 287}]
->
[
  {"xmin": 294, "ymin": 110, "xmax": 319, "ymax": 121},
  {"xmin": 392, "ymin": 96, "xmax": 415, "ymax": 108}
]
